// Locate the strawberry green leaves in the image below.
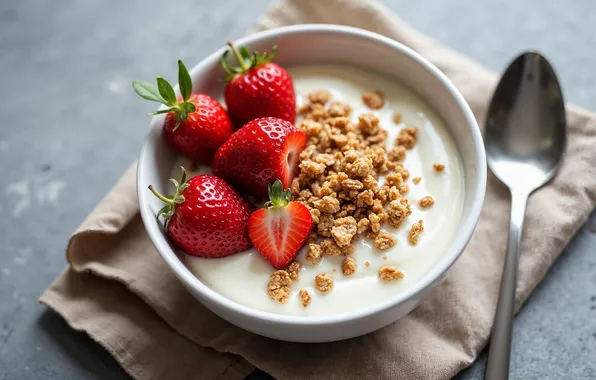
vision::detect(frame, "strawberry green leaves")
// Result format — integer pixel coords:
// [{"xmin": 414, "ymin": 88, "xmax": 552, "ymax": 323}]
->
[
  {"xmin": 132, "ymin": 60, "xmax": 196, "ymax": 131},
  {"xmin": 264, "ymin": 179, "xmax": 292, "ymax": 209},
  {"xmin": 157, "ymin": 77, "xmax": 177, "ymax": 105},
  {"xmin": 149, "ymin": 166, "xmax": 190, "ymax": 224},
  {"xmin": 220, "ymin": 41, "xmax": 277, "ymax": 82},
  {"xmin": 132, "ymin": 80, "xmax": 166, "ymax": 103},
  {"xmin": 178, "ymin": 60, "xmax": 193, "ymax": 101}
]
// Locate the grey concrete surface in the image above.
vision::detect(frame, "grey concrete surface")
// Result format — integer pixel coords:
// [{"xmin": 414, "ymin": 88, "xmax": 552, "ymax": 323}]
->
[{"xmin": 0, "ymin": 0, "xmax": 595, "ymax": 379}]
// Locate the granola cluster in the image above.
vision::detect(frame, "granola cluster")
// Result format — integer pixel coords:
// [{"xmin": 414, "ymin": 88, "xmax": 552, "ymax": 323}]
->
[
  {"xmin": 418, "ymin": 196, "xmax": 435, "ymax": 209},
  {"xmin": 374, "ymin": 232, "xmax": 397, "ymax": 250},
  {"xmin": 299, "ymin": 289, "xmax": 312, "ymax": 307},
  {"xmin": 267, "ymin": 270, "xmax": 292, "ymax": 304},
  {"xmin": 408, "ymin": 220, "xmax": 424, "ymax": 246},
  {"xmin": 378, "ymin": 266, "xmax": 405, "ymax": 281},
  {"xmin": 315, "ymin": 273, "xmax": 334, "ymax": 292},
  {"xmin": 362, "ymin": 92, "xmax": 385, "ymax": 110},
  {"xmin": 265, "ymin": 89, "xmax": 443, "ymax": 306},
  {"xmin": 293, "ymin": 90, "xmax": 418, "ymax": 264},
  {"xmin": 341, "ymin": 257, "xmax": 357, "ymax": 276},
  {"xmin": 285, "ymin": 261, "xmax": 301, "ymax": 281}
]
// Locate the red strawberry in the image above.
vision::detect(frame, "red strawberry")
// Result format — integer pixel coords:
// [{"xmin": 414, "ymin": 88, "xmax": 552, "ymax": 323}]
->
[
  {"xmin": 248, "ymin": 180, "xmax": 313, "ymax": 269},
  {"xmin": 212, "ymin": 117, "xmax": 307, "ymax": 198},
  {"xmin": 133, "ymin": 60, "xmax": 233, "ymax": 164},
  {"xmin": 221, "ymin": 42, "xmax": 296, "ymax": 127},
  {"xmin": 149, "ymin": 167, "xmax": 254, "ymax": 258}
]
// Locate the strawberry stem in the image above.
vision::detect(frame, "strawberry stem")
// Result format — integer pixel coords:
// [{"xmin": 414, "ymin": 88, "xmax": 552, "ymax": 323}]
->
[
  {"xmin": 148, "ymin": 167, "xmax": 190, "ymax": 222},
  {"xmin": 220, "ymin": 42, "xmax": 277, "ymax": 82},
  {"xmin": 227, "ymin": 41, "xmax": 248, "ymax": 71},
  {"xmin": 148, "ymin": 185, "xmax": 174, "ymax": 205}
]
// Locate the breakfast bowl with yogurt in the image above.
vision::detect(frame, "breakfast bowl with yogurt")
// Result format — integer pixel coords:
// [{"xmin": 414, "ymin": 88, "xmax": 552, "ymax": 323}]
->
[{"xmin": 136, "ymin": 24, "xmax": 486, "ymax": 342}]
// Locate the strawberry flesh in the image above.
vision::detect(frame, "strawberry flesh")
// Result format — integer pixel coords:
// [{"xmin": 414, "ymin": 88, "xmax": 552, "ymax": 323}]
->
[{"xmin": 249, "ymin": 202, "xmax": 313, "ymax": 269}]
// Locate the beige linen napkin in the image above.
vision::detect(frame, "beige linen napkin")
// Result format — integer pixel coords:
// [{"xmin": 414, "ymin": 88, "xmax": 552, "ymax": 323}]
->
[{"xmin": 40, "ymin": 0, "xmax": 596, "ymax": 379}]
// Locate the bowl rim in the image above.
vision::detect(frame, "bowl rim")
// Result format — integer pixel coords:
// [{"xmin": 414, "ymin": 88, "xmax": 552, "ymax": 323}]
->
[{"xmin": 137, "ymin": 23, "xmax": 487, "ymax": 326}]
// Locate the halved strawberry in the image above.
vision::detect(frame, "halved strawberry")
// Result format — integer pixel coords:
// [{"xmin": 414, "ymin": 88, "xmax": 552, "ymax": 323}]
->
[
  {"xmin": 212, "ymin": 117, "xmax": 307, "ymax": 198},
  {"xmin": 248, "ymin": 180, "xmax": 313, "ymax": 269}
]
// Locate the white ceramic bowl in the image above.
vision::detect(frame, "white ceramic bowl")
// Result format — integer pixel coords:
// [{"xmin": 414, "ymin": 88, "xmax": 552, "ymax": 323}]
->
[{"xmin": 137, "ymin": 24, "xmax": 486, "ymax": 343}]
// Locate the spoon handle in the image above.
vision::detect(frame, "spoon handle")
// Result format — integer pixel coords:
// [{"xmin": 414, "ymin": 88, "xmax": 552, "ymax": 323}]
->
[{"xmin": 485, "ymin": 191, "xmax": 528, "ymax": 380}]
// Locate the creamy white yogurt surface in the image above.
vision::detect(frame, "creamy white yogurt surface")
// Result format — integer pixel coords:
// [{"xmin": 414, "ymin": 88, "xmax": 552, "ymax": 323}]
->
[{"xmin": 170, "ymin": 64, "xmax": 465, "ymax": 317}]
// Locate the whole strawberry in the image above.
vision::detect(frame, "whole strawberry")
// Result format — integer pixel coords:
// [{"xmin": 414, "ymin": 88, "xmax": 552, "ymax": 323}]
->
[
  {"xmin": 249, "ymin": 179, "xmax": 313, "ymax": 269},
  {"xmin": 149, "ymin": 167, "xmax": 254, "ymax": 258},
  {"xmin": 221, "ymin": 42, "xmax": 296, "ymax": 126},
  {"xmin": 212, "ymin": 117, "xmax": 307, "ymax": 198},
  {"xmin": 133, "ymin": 60, "xmax": 233, "ymax": 164}
]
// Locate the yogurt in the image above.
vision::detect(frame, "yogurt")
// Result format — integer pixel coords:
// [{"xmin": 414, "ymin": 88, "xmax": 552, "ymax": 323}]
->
[{"xmin": 172, "ymin": 64, "xmax": 465, "ymax": 317}]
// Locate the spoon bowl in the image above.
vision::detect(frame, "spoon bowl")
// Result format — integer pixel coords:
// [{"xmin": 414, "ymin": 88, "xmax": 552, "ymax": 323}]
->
[
  {"xmin": 485, "ymin": 52, "xmax": 567, "ymax": 192},
  {"xmin": 484, "ymin": 52, "xmax": 567, "ymax": 380}
]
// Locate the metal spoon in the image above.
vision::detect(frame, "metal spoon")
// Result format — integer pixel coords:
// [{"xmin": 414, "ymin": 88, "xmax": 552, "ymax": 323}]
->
[{"xmin": 484, "ymin": 52, "xmax": 567, "ymax": 380}]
